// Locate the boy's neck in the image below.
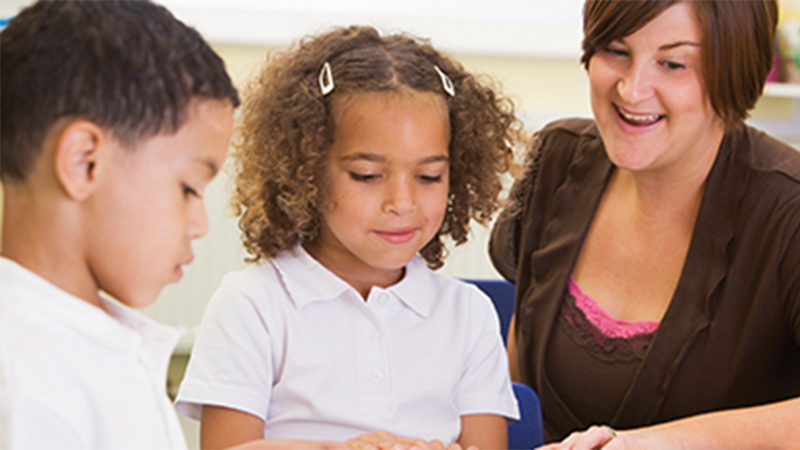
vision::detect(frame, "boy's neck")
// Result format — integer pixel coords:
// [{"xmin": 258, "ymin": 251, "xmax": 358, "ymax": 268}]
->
[{"xmin": 2, "ymin": 182, "xmax": 108, "ymax": 313}]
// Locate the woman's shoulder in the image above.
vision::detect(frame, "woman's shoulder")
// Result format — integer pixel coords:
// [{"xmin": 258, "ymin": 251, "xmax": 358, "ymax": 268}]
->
[
  {"xmin": 742, "ymin": 125, "xmax": 800, "ymax": 182},
  {"xmin": 530, "ymin": 117, "xmax": 604, "ymax": 165},
  {"xmin": 538, "ymin": 117, "xmax": 600, "ymax": 138}
]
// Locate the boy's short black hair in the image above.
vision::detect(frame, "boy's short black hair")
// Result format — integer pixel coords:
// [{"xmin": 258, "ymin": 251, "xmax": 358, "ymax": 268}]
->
[{"xmin": 0, "ymin": 0, "xmax": 240, "ymax": 181}]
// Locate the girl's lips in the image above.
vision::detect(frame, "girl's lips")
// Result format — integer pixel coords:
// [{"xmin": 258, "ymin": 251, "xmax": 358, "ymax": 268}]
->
[{"xmin": 374, "ymin": 228, "xmax": 418, "ymax": 244}]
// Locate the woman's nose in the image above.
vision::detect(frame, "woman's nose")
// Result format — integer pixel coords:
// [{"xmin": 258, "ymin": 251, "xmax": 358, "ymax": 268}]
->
[{"xmin": 617, "ymin": 61, "xmax": 654, "ymax": 104}]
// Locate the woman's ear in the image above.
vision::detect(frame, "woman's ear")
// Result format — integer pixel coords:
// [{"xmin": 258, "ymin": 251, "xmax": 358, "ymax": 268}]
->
[{"xmin": 54, "ymin": 120, "xmax": 108, "ymax": 201}]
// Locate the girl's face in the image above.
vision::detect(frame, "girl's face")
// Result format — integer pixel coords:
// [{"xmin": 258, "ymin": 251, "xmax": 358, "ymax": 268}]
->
[
  {"xmin": 588, "ymin": 2, "xmax": 725, "ymax": 177},
  {"xmin": 310, "ymin": 91, "xmax": 450, "ymax": 287}
]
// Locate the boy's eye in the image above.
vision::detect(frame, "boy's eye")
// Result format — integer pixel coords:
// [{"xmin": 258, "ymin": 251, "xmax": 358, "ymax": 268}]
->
[
  {"xmin": 349, "ymin": 172, "xmax": 379, "ymax": 182},
  {"xmin": 182, "ymin": 183, "xmax": 199, "ymax": 197}
]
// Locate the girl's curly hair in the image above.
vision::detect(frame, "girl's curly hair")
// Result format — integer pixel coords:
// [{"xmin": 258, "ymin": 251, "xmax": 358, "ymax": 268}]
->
[{"xmin": 232, "ymin": 25, "xmax": 521, "ymax": 269}]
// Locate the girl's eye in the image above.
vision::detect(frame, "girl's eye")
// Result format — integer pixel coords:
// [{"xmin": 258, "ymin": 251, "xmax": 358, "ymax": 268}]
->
[
  {"xmin": 419, "ymin": 174, "xmax": 443, "ymax": 183},
  {"xmin": 349, "ymin": 172, "xmax": 379, "ymax": 182},
  {"xmin": 661, "ymin": 60, "xmax": 685, "ymax": 71},
  {"xmin": 182, "ymin": 183, "xmax": 198, "ymax": 197}
]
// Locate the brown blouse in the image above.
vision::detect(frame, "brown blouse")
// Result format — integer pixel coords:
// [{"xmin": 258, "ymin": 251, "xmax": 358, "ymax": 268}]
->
[{"xmin": 490, "ymin": 119, "xmax": 800, "ymax": 439}]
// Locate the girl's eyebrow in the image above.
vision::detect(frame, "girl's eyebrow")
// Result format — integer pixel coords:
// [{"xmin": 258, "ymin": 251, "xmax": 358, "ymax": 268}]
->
[
  {"xmin": 341, "ymin": 153, "xmax": 384, "ymax": 162},
  {"xmin": 340, "ymin": 153, "xmax": 449, "ymax": 164}
]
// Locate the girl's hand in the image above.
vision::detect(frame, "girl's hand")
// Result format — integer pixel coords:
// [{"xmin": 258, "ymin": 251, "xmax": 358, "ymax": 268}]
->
[
  {"xmin": 345, "ymin": 430, "xmax": 463, "ymax": 450},
  {"xmin": 232, "ymin": 439, "xmax": 349, "ymax": 450}
]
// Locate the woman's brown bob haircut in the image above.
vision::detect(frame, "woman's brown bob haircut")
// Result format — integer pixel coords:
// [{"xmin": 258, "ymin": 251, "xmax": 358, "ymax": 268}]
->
[
  {"xmin": 581, "ymin": 0, "xmax": 778, "ymax": 129},
  {"xmin": 233, "ymin": 25, "xmax": 520, "ymax": 269}
]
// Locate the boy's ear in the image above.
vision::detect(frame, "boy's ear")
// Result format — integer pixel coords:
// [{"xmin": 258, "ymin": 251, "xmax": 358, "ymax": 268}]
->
[{"xmin": 54, "ymin": 120, "xmax": 109, "ymax": 201}]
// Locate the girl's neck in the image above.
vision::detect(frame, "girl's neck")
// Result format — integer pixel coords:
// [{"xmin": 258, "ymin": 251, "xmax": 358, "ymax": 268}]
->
[{"xmin": 302, "ymin": 242, "xmax": 405, "ymax": 300}]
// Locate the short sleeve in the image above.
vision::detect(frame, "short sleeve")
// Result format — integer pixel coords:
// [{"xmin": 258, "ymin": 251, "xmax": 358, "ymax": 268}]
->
[
  {"xmin": 175, "ymin": 272, "xmax": 277, "ymax": 421},
  {"xmin": 453, "ymin": 287, "xmax": 520, "ymax": 420}
]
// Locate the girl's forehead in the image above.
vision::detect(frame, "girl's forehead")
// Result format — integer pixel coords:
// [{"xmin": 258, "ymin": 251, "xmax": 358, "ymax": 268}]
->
[{"xmin": 331, "ymin": 89, "xmax": 448, "ymax": 121}]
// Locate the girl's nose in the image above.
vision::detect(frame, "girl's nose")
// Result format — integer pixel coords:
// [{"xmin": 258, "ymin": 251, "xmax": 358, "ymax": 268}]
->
[{"xmin": 383, "ymin": 178, "xmax": 416, "ymax": 215}]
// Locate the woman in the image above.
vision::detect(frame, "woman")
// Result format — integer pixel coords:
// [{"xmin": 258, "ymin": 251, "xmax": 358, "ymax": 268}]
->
[{"xmin": 490, "ymin": 0, "xmax": 800, "ymax": 448}]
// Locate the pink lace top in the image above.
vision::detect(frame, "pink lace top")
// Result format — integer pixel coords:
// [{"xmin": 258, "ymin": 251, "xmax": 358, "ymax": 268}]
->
[
  {"xmin": 568, "ymin": 277, "xmax": 659, "ymax": 338},
  {"xmin": 544, "ymin": 278, "xmax": 662, "ymax": 427}
]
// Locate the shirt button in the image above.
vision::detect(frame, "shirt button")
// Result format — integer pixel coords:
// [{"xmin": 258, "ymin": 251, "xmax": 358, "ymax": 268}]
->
[
  {"xmin": 371, "ymin": 370, "xmax": 384, "ymax": 383},
  {"xmin": 377, "ymin": 293, "xmax": 389, "ymax": 305},
  {"xmin": 368, "ymin": 329, "xmax": 381, "ymax": 341}
]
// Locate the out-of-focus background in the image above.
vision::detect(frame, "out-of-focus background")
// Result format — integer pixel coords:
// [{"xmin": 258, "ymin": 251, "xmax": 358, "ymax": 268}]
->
[{"xmin": 1, "ymin": 1, "xmax": 799, "ymax": 447}]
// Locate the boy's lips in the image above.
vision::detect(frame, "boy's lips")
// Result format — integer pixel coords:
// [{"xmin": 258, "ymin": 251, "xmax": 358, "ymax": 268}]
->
[
  {"xmin": 174, "ymin": 254, "xmax": 194, "ymax": 281},
  {"xmin": 374, "ymin": 228, "xmax": 418, "ymax": 244}
]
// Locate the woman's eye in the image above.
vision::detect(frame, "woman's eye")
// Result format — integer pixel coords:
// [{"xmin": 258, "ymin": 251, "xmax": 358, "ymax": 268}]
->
[
  {"xmin": 182, "ymin": 183, "xmax": 198, "ymax": 197},
  {"xmin": 604, "ymin": 47, "xmax": 628, "ymax": 57},
  {"xmin": 349, "ymin": 172, "xmax": 379, "ymax": 182},
  {"xmin": 661, "ymin": 60, "xmax": 685, "ymax": 71}
]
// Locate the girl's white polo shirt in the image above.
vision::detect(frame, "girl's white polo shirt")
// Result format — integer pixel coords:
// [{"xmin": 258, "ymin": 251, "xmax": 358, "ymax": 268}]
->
[{"xmin": 176, "ymin": 246, "xmax": 519, "ymax": 443}]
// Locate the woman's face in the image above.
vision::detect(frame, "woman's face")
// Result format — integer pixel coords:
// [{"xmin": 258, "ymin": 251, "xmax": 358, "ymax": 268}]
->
[{"xmin": 587, "ymin": 2, "xmax": 725, "ymax": 177}]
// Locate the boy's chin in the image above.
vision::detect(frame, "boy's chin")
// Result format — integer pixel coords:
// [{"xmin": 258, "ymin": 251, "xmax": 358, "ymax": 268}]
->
[{"xmin": 102, "ymin": 286, "xmax": 163, "ymax": 309}]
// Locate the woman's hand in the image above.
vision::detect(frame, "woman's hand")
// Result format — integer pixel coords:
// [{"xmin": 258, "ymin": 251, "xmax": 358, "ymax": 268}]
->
[{"xmin": 537, "ymin": 425, "xmax": 682, "ymax": 450}]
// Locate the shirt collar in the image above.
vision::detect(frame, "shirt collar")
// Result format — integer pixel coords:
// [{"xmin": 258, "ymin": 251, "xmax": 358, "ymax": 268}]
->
[
  {"xmin": 271, "ymin": 247, "xmax": 436, "ymax": 317},
  {"xmin": 0, "ymin": 257, "xmax": 180, "ymax": 375}
]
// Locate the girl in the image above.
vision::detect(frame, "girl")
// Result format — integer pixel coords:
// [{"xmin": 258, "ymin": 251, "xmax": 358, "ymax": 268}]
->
[{"xmin": 176, "ymin": 26, "xmax": 522, "ymax": 449}]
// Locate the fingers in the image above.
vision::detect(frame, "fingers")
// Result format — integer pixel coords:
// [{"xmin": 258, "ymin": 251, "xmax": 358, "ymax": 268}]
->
[
  {"xmin": 536, "ymin": 425, "xmax": 617, "ymax": 450},
  {"xmin": 233, "ymin": 439, "xmax": 349, "ymax": 450},
  {"xmin": 344, "ymin": 431, "xmax": 445, "ymax": 450}
]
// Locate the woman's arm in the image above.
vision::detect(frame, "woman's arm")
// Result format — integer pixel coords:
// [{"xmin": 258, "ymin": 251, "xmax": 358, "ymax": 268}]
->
[
  {"xmin": 458, "ymin": 414, "xmax": 507, "ymax": 450},
  {"xmin": 539, "ymin": 396, "xmax": 800, "ymax": 450}
]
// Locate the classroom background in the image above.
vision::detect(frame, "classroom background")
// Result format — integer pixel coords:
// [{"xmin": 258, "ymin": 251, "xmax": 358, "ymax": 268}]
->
[{"xmin": 1, "ymin": 0, "xmax": 799, "ymax": 447}]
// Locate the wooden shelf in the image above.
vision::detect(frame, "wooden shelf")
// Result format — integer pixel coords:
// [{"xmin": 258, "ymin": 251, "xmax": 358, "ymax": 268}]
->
[{"xmin": 764, "ymin": 82, "xmax": 800, "ymax": 99}]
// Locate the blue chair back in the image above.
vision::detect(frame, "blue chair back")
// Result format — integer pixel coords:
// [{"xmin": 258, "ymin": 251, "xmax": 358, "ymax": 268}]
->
[
  {"xmin": 508, "ymin": 382, "xmax": 545, "ymax": 449},
  {"xmin": 464, "ymin": 279, "xmax": 515, "ymax": 345}
]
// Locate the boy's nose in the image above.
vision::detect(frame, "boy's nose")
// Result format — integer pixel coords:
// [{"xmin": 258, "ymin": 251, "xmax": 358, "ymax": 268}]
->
[{"xmin": 187, "ymin": 200, "xmax": 210, "ymax": 239}]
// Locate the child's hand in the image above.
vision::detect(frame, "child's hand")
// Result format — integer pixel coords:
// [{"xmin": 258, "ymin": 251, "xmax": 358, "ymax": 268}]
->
[
  {"xmin": 233, "ymin": 439, "xmax": 349, "ymax": 450},
  {"xmin": 345, "ymin": 430, "xmax": 466, "ymax": 450}
]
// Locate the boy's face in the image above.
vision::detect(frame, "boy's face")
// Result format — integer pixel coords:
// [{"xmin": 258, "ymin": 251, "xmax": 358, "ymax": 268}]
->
[
  {"xmin": 312, "ymin": 91, "xmax": 450, "ymax": 283},
  {"xmin": 87, "ymin": 99, "xmax": 234, "ymax": 308}
]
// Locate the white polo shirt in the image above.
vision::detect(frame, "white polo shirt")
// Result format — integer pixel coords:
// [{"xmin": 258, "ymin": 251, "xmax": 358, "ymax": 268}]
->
[
  {"xmin": 0, "ymin": 257, "xmax": 187, "ymax": 450},
  {"xmin": 176, "ymin": 247, "xmax": 519, "ymax": 443}
]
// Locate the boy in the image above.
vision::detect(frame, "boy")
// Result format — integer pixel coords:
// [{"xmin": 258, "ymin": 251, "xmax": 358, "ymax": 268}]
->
[{"xmin": 0, "ymin": 1, "xmax": 238, "ymax": 448}]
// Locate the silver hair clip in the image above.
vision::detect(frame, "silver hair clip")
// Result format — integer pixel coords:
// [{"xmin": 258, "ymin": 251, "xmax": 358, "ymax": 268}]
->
[
  {"xmin": 434, "ymin": 65, "xmax": 455, "ymax": 97},
  {"xmin": 319, "ymin": 62, "xmax": 335, "ymax": 96}
]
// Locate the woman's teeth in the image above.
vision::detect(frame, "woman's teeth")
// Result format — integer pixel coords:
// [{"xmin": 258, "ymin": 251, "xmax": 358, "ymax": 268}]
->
[{"xmin": 618, "ymin": 108, "xmax": 663, "ymax": 124}]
